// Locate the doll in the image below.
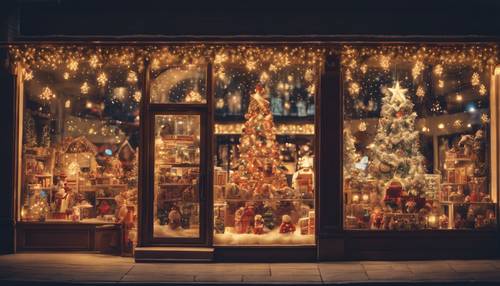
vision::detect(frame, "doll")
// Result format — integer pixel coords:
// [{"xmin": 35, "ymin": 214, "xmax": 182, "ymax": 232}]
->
[
  {"xmin": 253, "ymin": 214, "xmax": 264, "ymax": 234},
  {"xmin": 370, "ymin": 207, "xmax": 384, "ymax": 229},
  {"xmin": 241, "ymin": 203, "xmax": 255, "ymax": 233},
  {"xmin": 279, "ymin": 214, "xmax": 296, "ymax": 234},
  {"xmin": 115, "ymin": 194, "xmax": 128, "ymax": 223},
  {"xmin": 234, "ymin": 207, "xmax": 245, "ymax": 234}
]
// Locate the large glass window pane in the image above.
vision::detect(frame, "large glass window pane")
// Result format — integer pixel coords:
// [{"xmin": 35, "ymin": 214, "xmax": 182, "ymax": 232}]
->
[
  {"xmin": 150, "ymin": 65, "xmax": 206, "ymax": 104},
  {"xmin": 213, "ymin": 48, "xmax": 320, "ymax": 245},
  {"xmin": 16, "ymin": 47, "xmax": 141, "ymax": 252},
  {"xmin": 153, "ymin": 114, "xmax": 201, "ymax": 238},
  {"xmin": 342, "ymin": 45, "xmax": 498, "ymax": 231}
]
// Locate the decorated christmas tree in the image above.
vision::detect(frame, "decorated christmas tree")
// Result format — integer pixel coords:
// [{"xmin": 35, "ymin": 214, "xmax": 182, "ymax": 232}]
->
[
  {"xmin": 230, "ymin": 85, "xmax": 288, "ymax": 194},
  {"xmin": 369, "ymin": 82, "xmax": 426, "ymax": 197}
]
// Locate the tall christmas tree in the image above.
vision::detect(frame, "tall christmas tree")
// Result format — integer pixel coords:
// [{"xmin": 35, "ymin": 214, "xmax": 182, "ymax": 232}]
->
[
  {"xmin": 230, "ymin": 85, "xmax": 288, "ymax": 193},
  {"xmin": 369, "ymin": 82, "xmax": 426, "ymax": 196}
]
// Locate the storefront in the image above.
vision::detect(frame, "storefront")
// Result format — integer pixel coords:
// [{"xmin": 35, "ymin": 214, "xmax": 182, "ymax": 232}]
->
[{"xmin": 0, "ymin": 42, "xmax": 497, "ymax": 261}]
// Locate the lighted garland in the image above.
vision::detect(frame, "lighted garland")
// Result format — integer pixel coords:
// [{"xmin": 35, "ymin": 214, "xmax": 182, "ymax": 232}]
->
[{"xmin": 341, "ymin": 44, "xmax": 498, "ymax": 123}]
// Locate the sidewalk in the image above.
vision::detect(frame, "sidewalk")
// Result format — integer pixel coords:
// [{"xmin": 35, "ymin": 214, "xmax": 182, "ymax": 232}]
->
[{"xmin": 1, "ymin": 253, "xmax": 500, "ymax": 285}]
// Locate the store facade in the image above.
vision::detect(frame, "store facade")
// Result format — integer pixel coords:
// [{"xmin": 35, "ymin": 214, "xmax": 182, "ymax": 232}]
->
[
  {"xmin": 1, "ymin": 0, "xmax": 500, "ymax": 263},
  {"xmin": 0, "ymin": 42, "xmax": 498, "ymax": 261}
]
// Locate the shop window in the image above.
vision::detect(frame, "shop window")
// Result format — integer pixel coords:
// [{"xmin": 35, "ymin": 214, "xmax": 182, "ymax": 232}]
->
[
  {"xmin": 14, "ymin": 47, "xmax": 141, "ymax": 251},
  {"xmin": 342, "ymin": 45, "xmax": 498, "ymax": 231},
  {"xmin": 213, "ymin": 48, "xmax": 321, "ymax": 245}
]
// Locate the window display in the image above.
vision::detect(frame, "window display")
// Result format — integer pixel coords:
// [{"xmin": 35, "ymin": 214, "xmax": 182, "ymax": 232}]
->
[
  {"xmin": 14, "ymin": 46, "xmax": 142, "ymax": 252},
  {"xmin": 212, "ymin": 48, "xmax": 321, "ymax": 245},
  {"xmin": 342, "ymin": 45, "xmax": 498, "ymax": 231}
]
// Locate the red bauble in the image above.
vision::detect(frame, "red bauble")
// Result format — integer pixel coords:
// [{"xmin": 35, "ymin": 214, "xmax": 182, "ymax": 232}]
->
[{"xmin": 396, "ymin": 111, "xmax": 403, "ymax": 118}]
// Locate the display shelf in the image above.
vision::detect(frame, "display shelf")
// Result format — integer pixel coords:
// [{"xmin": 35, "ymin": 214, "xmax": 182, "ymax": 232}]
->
[
  {"xmin": 441, "ymin": 182, "xmax": 468, "ymax": 186},
  {"xmin": 217, "ymin": 198, "xmax": 315, "ymax": 202},
  {"xmin": 156, "ymin": 163, "xmax": 199, "ymax": 167},
  {"xmin": 440, "ymin": 201, "xmax": 495, "ymax": 205},
  {"xmin": 158, "ymin": 183, "xmax": 195, "ymax": 186}
]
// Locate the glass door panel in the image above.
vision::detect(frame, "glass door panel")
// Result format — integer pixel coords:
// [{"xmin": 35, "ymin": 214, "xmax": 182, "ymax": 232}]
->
[{"xmin": 153, "ymin": 114, "xmax": 201, "ymax": 238}]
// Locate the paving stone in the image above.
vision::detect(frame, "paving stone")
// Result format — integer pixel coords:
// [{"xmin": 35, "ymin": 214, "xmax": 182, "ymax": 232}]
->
[
  {"xmin": 367, "ymin": 270, "xmax": 416, "ymax": 281},
  {"xmin": 319, "ymin": 262, "xmax": 364, "ymax": 272},
  {"xmin": 407, "ymin": 261, "xmax": 454, "ymax": 273},
  {"xmin": 413, "ymin": 271, "xmax": 471, "ymax": 282},
  {"xmin": 271, "ymin": 267, "xmax": 320, "ymax": 276},
  {"xmin": 122, "ymin": 274, "xmax": 195, "ymax": 282},
  {"xmin": 450, "ymin": 261, "xmax": 497, "ymax": 273},
  {"xmin": 268, "ymin": 274, "xmax": 322, "ymax": 283},
  {"xmin": 195, "ymin": 274, "xmax": 243, "ymax": 282},
  {"xmin": 361, "ymin": 261, "xmax": 410, "ymax": 271},
  {"xmin": 321, "ymin": 271, "xmax": 369, "ymax": 282},
  {"xmin": 243, "ymin": 275, "xmax": 274, "ymax": 282}
]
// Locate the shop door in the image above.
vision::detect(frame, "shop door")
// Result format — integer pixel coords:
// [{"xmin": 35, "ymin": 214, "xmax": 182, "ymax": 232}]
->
[
  {"xmin": 141, "ymin": 64, "xmax": 211, "ymax": 247},
  {"xmin": 145, "ymin": 109, "xmax": 209, "ymax": 245}
]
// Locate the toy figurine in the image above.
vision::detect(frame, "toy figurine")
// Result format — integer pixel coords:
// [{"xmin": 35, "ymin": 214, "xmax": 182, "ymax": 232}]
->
[
  {"xmin": 475, "ymin": 214, "xmax": 486, "ymax": 229},
  {"xmin": 384, "ymin": 181, "xmax": 403, "ymax": 211},
  {"xmin": 241, "ymin": 203, "xmax": 255, "ymax": 233},
  {"xmin": 70, "ymin": 206, "xmax": 81, "ymax": 222},
  {"xmin": 115, "ymin": 195, "xmax": 128, "ymax": 223},
  {"xmin": 253, "ymin": 214, "xmax": 264, "ymax": 234},
  {"xmin": 439, "ymin": 214, "xmax": 449, "ymax": 229},
  {"xmin": 279, "ymin": 214, "xmax": 296, "ymax": 234},
  {"xmin": 234, "ymin": 207, "xmax": 245, "ymax": 233},
  {"xmin": 168, "ymin": 208, "xmax": 181, "ymax": 230},
  {"xmin": 370, "ymin": 207, "xmax": 384, "ymax": 229}
]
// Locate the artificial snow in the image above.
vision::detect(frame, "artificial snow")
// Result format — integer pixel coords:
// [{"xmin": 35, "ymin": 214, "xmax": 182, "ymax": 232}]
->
[
  {"xmin": 153, "ymin": 224, "xmax": 200, "ymax": 238},
  {"xmin": 214, "ymin": 227, "xmax": 314, "ymax": 245}
]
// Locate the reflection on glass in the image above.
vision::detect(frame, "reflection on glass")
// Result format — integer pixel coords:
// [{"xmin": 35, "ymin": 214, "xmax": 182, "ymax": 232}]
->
[
  {"xmin": 150, "ymin": 66, "xmax": 206, "ymax": 104},
  {"xmin": 342, "ymin": 45, "xmax": 497, "ymax": 231},
  {"xmin": 153, "ymin": 115, "xmax": 201, "ymax": 238},
  {"xmin": 213, "ymin": 62, "xmax": 317, "ymax": 245}
]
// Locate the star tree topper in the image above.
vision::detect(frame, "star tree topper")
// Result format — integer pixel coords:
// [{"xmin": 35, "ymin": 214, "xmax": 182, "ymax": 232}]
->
[{"xmin": 388, "ymin": 81, "xmax": 408, "ymax": 103}]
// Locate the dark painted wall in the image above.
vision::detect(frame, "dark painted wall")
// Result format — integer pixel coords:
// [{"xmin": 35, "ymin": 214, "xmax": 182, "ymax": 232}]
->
[
  {"xmin": 0, "ymin": 1, "xmax": 16, "ymax": 254},
  {"xmin": 8, "ymin": 0, "xmax": 500, "ymax": 38}
]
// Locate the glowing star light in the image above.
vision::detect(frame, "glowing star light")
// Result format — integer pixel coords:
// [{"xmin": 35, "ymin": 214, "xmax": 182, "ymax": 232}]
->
[
  {"xmin": 479, "ymin": 84, "xmax": 487, "ymax": 96},
  {"xmin": 80, "ymin": 82, "xmax": 90, "ymax": 94},
  {"xmin": 388, "ymin": 81, "xmax": 408, "ymax": 103},
  {"xmin": 127, "ymin": 71, "xmax": 138, "ymax": 83},
  {"xmin": 433, "ymin": 64, "xmax": 443, "ymax": 76},
  {"xmin": 438, "ymin": 80, "xmax": 444, "ymax": 88},
  {"xmin": 97, "ymin": 72, "xmax": 108, "ymax": 86},
  {"xmin": 379, "ymin": 55, "xmax": 390, "ymax": 70},
  {"xmin": 40, "ymin": 87, "xmax": 55, "ymax": 101},
  {"xmin": 24, "ymin": 70, "xmax": 34, "ymax": 81},
  {"xmin": 471, "ymin": 72, "xmax": 480, "ymax": 86},
  {"xmin": 416, "ymin": 86, "xmax": 425, "ymax": 98},
  {"xmin": 358, "ymin": 121, "xmax": 367, "ymax": 132},
  {"xmin": 89, "ymin": 55, "xmax": 100, "ymax": 68},
  {"xmin": 133, "ymin": 91, "xmax": 142, "ymax": 102},
  {"xmin": 348, "ymin": 82, "xmax": 361, "ymax": 96},
  {"xmin": 67, "ymin": 59, "xmax": 79, "ymax": 71},
  {"xmin": 412, "ymin": 61, "xmax": 424, "ymax": 79}
]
